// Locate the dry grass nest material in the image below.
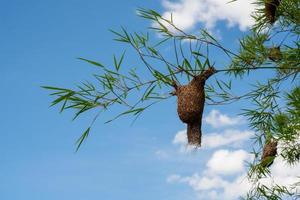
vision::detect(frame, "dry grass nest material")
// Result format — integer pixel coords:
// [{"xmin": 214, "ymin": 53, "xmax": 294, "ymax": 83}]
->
[
  {"xmin": 174, "ymin": 67, "xmax": 216, "ymax": 146},
  {"xmin": 265, "ymin": 0, "xmax": 281, "ymax": 24},
  {"xmin": 261, "ymin": 140, "xmax": 278, "ymax": 167},
  {"xmin": 268, "ymin": 46, "xmax": 282, "ymax": 62}
]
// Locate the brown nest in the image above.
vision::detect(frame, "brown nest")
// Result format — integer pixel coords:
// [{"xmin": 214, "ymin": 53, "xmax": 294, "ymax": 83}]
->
[
  {"xmin": 261, "ymin": 140, "xmax": 278, "ymax": 167},
  {"xmin": 265, "ymin": 0, "xmax": 281, "ymax": 24},
  {"xmin": 268, "ymin": 46, "xmax": 282, "ymax": 62},
  {"xmin": 174, "ymin": 67, "xmax": 216, "ymax": 146}
]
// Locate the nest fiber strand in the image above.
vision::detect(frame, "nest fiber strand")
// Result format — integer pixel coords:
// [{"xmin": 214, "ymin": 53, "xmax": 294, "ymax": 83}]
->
[
  {"xmin": 268, "ymin": 46, "xmax": 282, "ymax": 62},
  {"xmin": 261, "ymin": 140, "xmax": 278, "ymax": 167},
  {"xmin": 265, "ymin": 0, "xmax": 281, "ymax": 24},
  {"xmin": 176, "ymin": 67, "xmax": 216, "ymax": 146}
]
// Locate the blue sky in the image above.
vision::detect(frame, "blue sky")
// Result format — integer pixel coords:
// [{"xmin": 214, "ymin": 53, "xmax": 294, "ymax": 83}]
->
[{"xmin": 1, "ymin": 0, "xmax": 299, "ymax": 199}]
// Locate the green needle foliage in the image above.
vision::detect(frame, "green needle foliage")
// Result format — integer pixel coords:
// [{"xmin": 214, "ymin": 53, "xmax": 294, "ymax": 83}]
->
[{"xmin": 44, "ymin": 0, "xmax": 300, "ymax": 198}]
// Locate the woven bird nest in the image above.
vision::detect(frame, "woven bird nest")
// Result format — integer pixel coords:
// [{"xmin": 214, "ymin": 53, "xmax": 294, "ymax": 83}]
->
[
  {"xmin": 174, "ymin": 67, "xmax": 216, "ymax": 146},
  {"xmin": 268, "ymin": 46, "xmax": 282, "ymax": 62},
  {"xmin": 261, "ymin": 140, "xmax": 278, "ymax": 167},
  {"xmin": 265, "ymin": 0, "xmax": 281, "ymax": 24}
]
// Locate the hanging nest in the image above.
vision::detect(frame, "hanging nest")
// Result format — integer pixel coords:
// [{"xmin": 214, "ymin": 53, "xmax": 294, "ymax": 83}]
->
[
  {"xmin": 261, "ymin": 140, "xmax": 278, "ymax": 167},
  {"xmin": 265, "ymin": 0, "xmax": 281, "ymax": 24},
  {"xmin": 174, "ymin": 67, "xmax": 216, "ymax": 146},
  {"xmin": 268, "ymin": 46, "xmax": 282, "ymax": 62}
]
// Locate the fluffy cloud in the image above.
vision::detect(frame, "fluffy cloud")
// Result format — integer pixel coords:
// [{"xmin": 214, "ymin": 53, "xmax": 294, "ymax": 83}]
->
[
  {"xmin": 168, "ymin": 173, "xmax": 251, "ymax": 200},
  {"xmin": 203, "ymin": 129, "xmax": 253, "ymax": 148},
  {"xmin": 167, "ymin": 151, "xmax": 300, "ymax": 199},
  {"xmin": 184, "ymin": 174, "xmax": 229, "ymax": 190},
  {"xmin": 172, "ymin": 128, "xmax": 252, "ymax": 151},
  {"xmin": 222, "ymin": 174, "xmax": 252, "ymax": 199},
  {"xmin": 173, "ymin": 130, "xmax": 187, "ymax": 145},
  {"xmin": 167, "ymin": 111, "xmax": 300, "ymax": 199},
  {"xmin": 172, "ymin": 130, "xmax": 197, "ymax": 153},
  {"xmin": 259, "ymin": 147, "xmax": 300, "ymax": 191},
  {"xmin": 161, "ymin": 0, "xmax": 256, "ymax": 31},
  {"xmin": 204, "ymin": 109, "xmax": 244, "ymax": 128},
  {"xmin": 166, "ymin": 174, "xmax": 182, "ymax": 183},
  {"xmin": 206, "ymin": 149, "xmax": 252, "ymax": 175}
]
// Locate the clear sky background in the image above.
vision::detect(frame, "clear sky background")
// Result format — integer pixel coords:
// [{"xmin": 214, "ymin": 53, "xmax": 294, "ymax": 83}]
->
[{"xmin": 1, "ymin": 0, "xmax": 299, "ymax": 200}]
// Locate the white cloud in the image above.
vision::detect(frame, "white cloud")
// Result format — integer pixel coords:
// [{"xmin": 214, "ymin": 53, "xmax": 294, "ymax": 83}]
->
[
  {"xmin": 204, "ymin": 109, "xmax": 244, "ymax": 128},
  {"xmin": 206, "ymin": 149, "xmax": 252, "ymax": 175},
  {"xmin": 172, "ymin": 130, "xmax": 199, "ymax": 153},
  {"xmin": 172, "ymin": 128, "xmax": 253, "ymax": 151},
  {"xmin": 167, "ymin": 151, "xmax": 300, "ymax": 199},
  {"xmin": 173, "ymin": 130, "xmax": 187, "ymax": 145},
  {"xmin": 167, "ymin": 113, "xmax": 300, "ymax": 199},
  {"xmin": 167, "ymin": 174, "xmax": 182, "ymax": 183},
  {"xmin": 262, "ymin": 155, "xmax": 300, "ymax": 192},
  {"xmin": 168, "ymin": 172, "xmax": 251, "ymax": 200},
  {"xmin": 222, "ymin": 174, "xmax": 252, "ymax": 199},
  {"xmin": 203, "ymin": 129, "xmax": 253, "ymax": 148},
  {"xmin": 166, "ymin": 148, "xmax": 252, "ymax": 199},
  {"xmin": 184, "ymin": 174, "xmax": 229, "ymax": 190},
  {"xmin": 161, "ymin": 0, "xmax": 256, "ymax": 31}
]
